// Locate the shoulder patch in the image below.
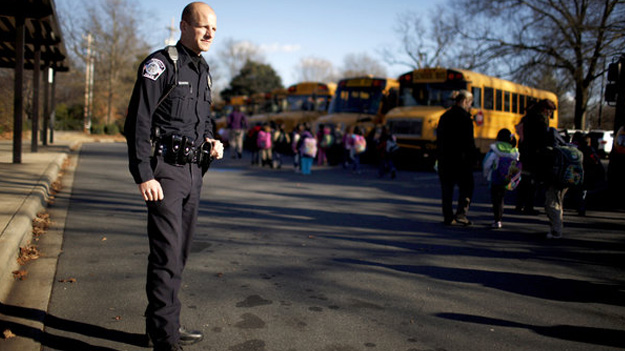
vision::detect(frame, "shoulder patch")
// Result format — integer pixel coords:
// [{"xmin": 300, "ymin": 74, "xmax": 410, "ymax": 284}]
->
[{"xmin": 143, "ymin": 58, "xmax": 166, "ymax": 81}]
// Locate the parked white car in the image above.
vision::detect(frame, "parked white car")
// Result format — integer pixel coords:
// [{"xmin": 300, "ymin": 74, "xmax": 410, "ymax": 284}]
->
[{"xmin": 587, "ymin": 130, "xmax": 614, "ymax": 157}]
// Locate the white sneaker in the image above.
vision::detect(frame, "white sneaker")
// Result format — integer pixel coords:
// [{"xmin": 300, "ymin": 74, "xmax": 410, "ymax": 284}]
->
[{"xmin": 491, "ymin": 221, "xmax": 502, "ymax": 229}]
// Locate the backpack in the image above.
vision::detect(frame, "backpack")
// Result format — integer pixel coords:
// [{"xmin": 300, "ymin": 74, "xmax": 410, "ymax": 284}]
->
[
  {"xmin": 385, "ymin": 137, "xmax": 399, "ymax": 154},
  {"xmin": 257, "ymin": 131, "xmax": 272, "ymax": 149},
  {"xmin": 301, "ymin": 137, "xmax": 318, "ymax": 158},
  {"xmin": 353, "ymin": 134, "xmax": 366, "ymax": 154},
  {"xmin": 550, "ymin": 145, "xmax": 584, "ymax": 188},
  {"xmin": 320, "ymin": 133, "xmax": 334, "ymax": 148},
  {"xmin": 491, "ymin": 155, "xmax": 522, "ymax": 190}
]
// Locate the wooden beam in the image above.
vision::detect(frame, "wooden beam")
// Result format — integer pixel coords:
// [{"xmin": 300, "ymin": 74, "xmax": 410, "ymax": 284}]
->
[
  {"xmin": 13, "ymin": 15, "xmax": 24, "ymax": 164},
  {"xmin": 31, "ymin": 43, "xmax": 40, "ymax": 152}
]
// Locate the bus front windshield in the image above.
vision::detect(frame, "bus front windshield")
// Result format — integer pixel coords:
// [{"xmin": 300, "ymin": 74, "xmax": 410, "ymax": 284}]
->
[
  {"xmin": 328, "ymin": 87, "xmax": 383, "ymax": 115},
  {"xmin": 399, "ymin": 82, "xmax": 466, "ymax": 108},
  {"xmin": 287, "ymin": 95, "xmax": 331, "ymax": 112}
]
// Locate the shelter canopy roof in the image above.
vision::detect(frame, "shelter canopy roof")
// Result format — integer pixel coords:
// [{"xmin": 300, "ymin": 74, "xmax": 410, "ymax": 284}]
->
[{"xmin": 0, "ymin": 0, "xmax": 69, "ymax": 72}]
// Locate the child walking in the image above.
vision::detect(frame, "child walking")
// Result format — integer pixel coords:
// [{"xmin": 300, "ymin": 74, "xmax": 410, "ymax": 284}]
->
[{"xmin": 483, "ymin": 128, "xmax": 522, "ymax": 229}]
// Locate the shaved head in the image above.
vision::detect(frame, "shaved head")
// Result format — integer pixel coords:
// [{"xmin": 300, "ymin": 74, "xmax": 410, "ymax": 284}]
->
[
  {"xmin": 180, "ymin": 2, "xmax": 217, "ymax": 54},
  {"xmin": 181, "ymin": 2, "xmax": 214, "ymax": 23}
]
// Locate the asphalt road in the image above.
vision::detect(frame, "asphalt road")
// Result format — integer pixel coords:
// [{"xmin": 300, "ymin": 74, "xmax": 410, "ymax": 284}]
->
[{"xmin": 35, "ymin": 142, "xmax": 625, "ymax": 351}]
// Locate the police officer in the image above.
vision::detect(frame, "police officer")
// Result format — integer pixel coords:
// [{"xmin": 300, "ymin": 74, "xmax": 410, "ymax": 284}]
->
[{"xmin": 124, "ymin": 2, "xmax": 223, "ymax": 351}]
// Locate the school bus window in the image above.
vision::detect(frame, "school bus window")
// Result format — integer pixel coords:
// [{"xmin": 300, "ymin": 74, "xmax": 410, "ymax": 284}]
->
[
  {"xmin": 330, "ymin": 79, "xmax": 392, "ymax": 115},
  {"xmin": 484, "ymin": 87, "xmax": 494, "ymax": 110},
  {"xmin": 519, "ymin": 94, "xmax": 526, "ymax": 114},
  {"xmin": 399, "ymin": 80, "xmax": 465, "ymax": 108},
  {"xmin": 504, "ymin": 91, "xmax": 510, "ymax": 112},
  {"xmin": 512, "ymin": 93, "xmax": 518, "ymax": 113},
  {"xmin": 495, "ymin": 89, "xmax": 503, "ymax": 111},
  {"xmin": 472, "ymin": 87, "xmax": 482, "ymax": 108}
]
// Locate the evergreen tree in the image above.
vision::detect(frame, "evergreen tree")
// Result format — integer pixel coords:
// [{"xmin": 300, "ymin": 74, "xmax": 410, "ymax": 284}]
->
[{"xmin": 221, "ymin": 60, "xmax": 283, "ymax": 101}]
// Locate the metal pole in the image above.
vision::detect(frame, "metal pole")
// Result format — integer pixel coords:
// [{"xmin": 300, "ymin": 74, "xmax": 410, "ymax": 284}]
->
[
  {"xmin": 84, "ymin": 33, "xmax": 92, "ymax": 134},
  {"xmin": 607, "ymin": 54, "xmax": 625, "ymax": 206},
  {"xmin": 598, "ymin": 56, "xmax": 606, "ymax": 128},
  {"xmin": 50, "ymin": 68, "xmax": 56, "ymax": 144},
  {"xmin": 42, "ymin": 64, "xmax": 50, "ymax": 144}
]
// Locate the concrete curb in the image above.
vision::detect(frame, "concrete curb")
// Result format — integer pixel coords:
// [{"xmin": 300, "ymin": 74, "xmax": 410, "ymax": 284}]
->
[{"xmin": 0, "ymin": 152, "xmax": 68, "ymax": 302}]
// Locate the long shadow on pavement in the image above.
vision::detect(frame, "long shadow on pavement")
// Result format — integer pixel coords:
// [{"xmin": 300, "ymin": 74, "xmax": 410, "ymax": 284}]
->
[
  {"xmin": 436, "ymin": 312, "xmax": 625, "ymax": 349},
  {"xmin": 0, "ymin": 302, "xmax": 145, "ymax": 351}
]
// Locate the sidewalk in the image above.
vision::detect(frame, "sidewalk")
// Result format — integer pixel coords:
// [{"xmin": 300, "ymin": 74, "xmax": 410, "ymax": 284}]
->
[{"xmin": 0, "ymin": 132, "xmax": 120, "ymax": 301}]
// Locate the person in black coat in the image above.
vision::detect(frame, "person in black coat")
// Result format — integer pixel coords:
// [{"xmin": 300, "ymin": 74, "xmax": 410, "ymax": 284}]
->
[
  {"xmin": 436, "ymin": 90, "xmax": 477, "ymax": 226},
  {"xmin": 515, "ymin": 99, "xmax": 557, "ymax": 215}
]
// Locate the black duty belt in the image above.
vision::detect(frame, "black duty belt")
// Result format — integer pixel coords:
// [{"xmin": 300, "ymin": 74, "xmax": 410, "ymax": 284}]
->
[{"xmin": 153, "ymin": 135, "xmax": 212, "ymax": 167}]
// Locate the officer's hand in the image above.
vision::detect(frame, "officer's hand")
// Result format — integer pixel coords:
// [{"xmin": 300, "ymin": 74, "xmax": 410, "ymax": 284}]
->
[
  {"xmin": 207, "ymin": 138, "xmax": 224, "ymax": 159},
  {"xmin": 139, "ymin": 179, "xmax": 164, "ymax": 202}
]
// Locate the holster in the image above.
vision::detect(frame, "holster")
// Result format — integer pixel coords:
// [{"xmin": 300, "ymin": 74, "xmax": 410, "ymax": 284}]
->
[{"xmin": 198, "ymin": 140, "xmax": 213, "ymax": 175}]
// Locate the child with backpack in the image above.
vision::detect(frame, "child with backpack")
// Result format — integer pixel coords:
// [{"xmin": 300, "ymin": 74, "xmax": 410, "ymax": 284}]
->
[
  {"xmin": 297, "ymin": 123, "xmax": 317, "ymax": 175},
  {"xmin": 349, "ymin": 127, "xmax": 367, "ymax": 174},
  {"xmin": 543, "ymin": 127, "xmax": 584, "ymax": 239},
  {"xmin": 317, "ymin": 124, "xmax": 334, "ymax": 166},
  {"xmin": 483, "ymin": 128, "xmax": 522, "ymax": 229},
  {"xmin": 257, "ymin": 123, "xmax": 274, "ymax": 167}
]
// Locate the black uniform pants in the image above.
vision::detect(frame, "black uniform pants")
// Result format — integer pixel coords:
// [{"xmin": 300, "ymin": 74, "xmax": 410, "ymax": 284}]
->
[
  {"xmin": 145, "ymin": 156, "xmax": 203, "ymax": 346},
  {"xmin": 438, "ymin": 164, "xmax": 474, "ymax": 222}
]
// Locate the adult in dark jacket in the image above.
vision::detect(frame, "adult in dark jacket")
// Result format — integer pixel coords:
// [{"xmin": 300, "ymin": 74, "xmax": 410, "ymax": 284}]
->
[
  {"xmin": 124, "ymin": 2, "xmax": 223, "ymax": 350},
  {"xmin": 436, "ymin": 90, "xmax": 477, "ymax": 226},
  {"xmin": 515, "ymin": 99, "xmax": 556, "ymax": 214}
]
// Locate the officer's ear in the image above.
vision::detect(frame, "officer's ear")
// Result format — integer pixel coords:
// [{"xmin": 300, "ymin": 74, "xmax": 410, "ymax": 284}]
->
[{"xmin": 180, "ymin": 20, "xmax": 189, "ymax": 33}]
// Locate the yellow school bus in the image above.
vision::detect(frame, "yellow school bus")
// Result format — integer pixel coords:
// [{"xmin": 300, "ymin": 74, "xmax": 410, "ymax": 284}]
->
[
  {"xmin": 267, "ymin": 82, "xmax": 336, "ymax": 131},
  {"xmin": 315, "ymin": 76, "xmax": 399, "ymax": 134},
  {"xmin": 244, "ymin": 89, "xmax": 288, "ymax": 125},
  {"xmin": 385, "ymin": 68, "xmax": 558, "ymax": 165}
]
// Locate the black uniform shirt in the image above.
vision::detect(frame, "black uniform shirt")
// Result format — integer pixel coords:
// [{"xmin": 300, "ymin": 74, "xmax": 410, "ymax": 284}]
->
[{"xmin": 125, "ymin": 42, "xmax": 213, "ymax": 184}]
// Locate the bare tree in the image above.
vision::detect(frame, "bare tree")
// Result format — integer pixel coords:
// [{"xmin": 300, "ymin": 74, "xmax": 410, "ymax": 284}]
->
[
  {"xmin": 0, "ymin": 69, "xmax": 14, "ymax": 133},
  {"xmin": 57, "ymin": 0, "xmax": 149, "ymax": 127},
  {"xmin": 89, "ymin": 0, "xmax": 149, "ymax": 124},
  {"xmin": 340, "ymin": 53, "xmax": 388, "ymax": 78},
  {"xmin": 294, "ymin": 57, "xmax": 337, "ymax": 83},
  {"xmin": 451, "ymin": 0, "xmax": 625, "ymax": 129},
  {"xmin": 380, "ymin": 6, "xmax": 461, "ymax": 70},
  {"xmin": 216, "ymin": 38, "xmax": 266, "ymax": 83}
]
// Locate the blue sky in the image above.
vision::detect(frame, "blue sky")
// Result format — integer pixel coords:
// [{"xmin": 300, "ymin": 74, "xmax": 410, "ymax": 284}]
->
[{"xmin": 134, "ymin": 0, "xmax": 441, "ymax": 86}]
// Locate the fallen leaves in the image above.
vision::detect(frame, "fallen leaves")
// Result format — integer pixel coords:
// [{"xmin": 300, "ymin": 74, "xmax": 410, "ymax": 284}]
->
[
  {"xmin": 16, "ymin": 245, "xmax": 40, "ymax": 265},
  {"xmin": 47, "ymin": 179, "xmax": 62, "ymax": 205},
  {"xmin": 58, "ymin": 278, "xmax": 77, "ymax": 283},
  {"xmin": 32, "ymin": 212, "xmax": 50, "ymax": 237},
  {"xmin": 12, "ymin": 270, "xmax": 28, "ymax": 280},
  {"xmin": 3, "ymin": 329, "xmax": 16, "ymax": 339}
]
